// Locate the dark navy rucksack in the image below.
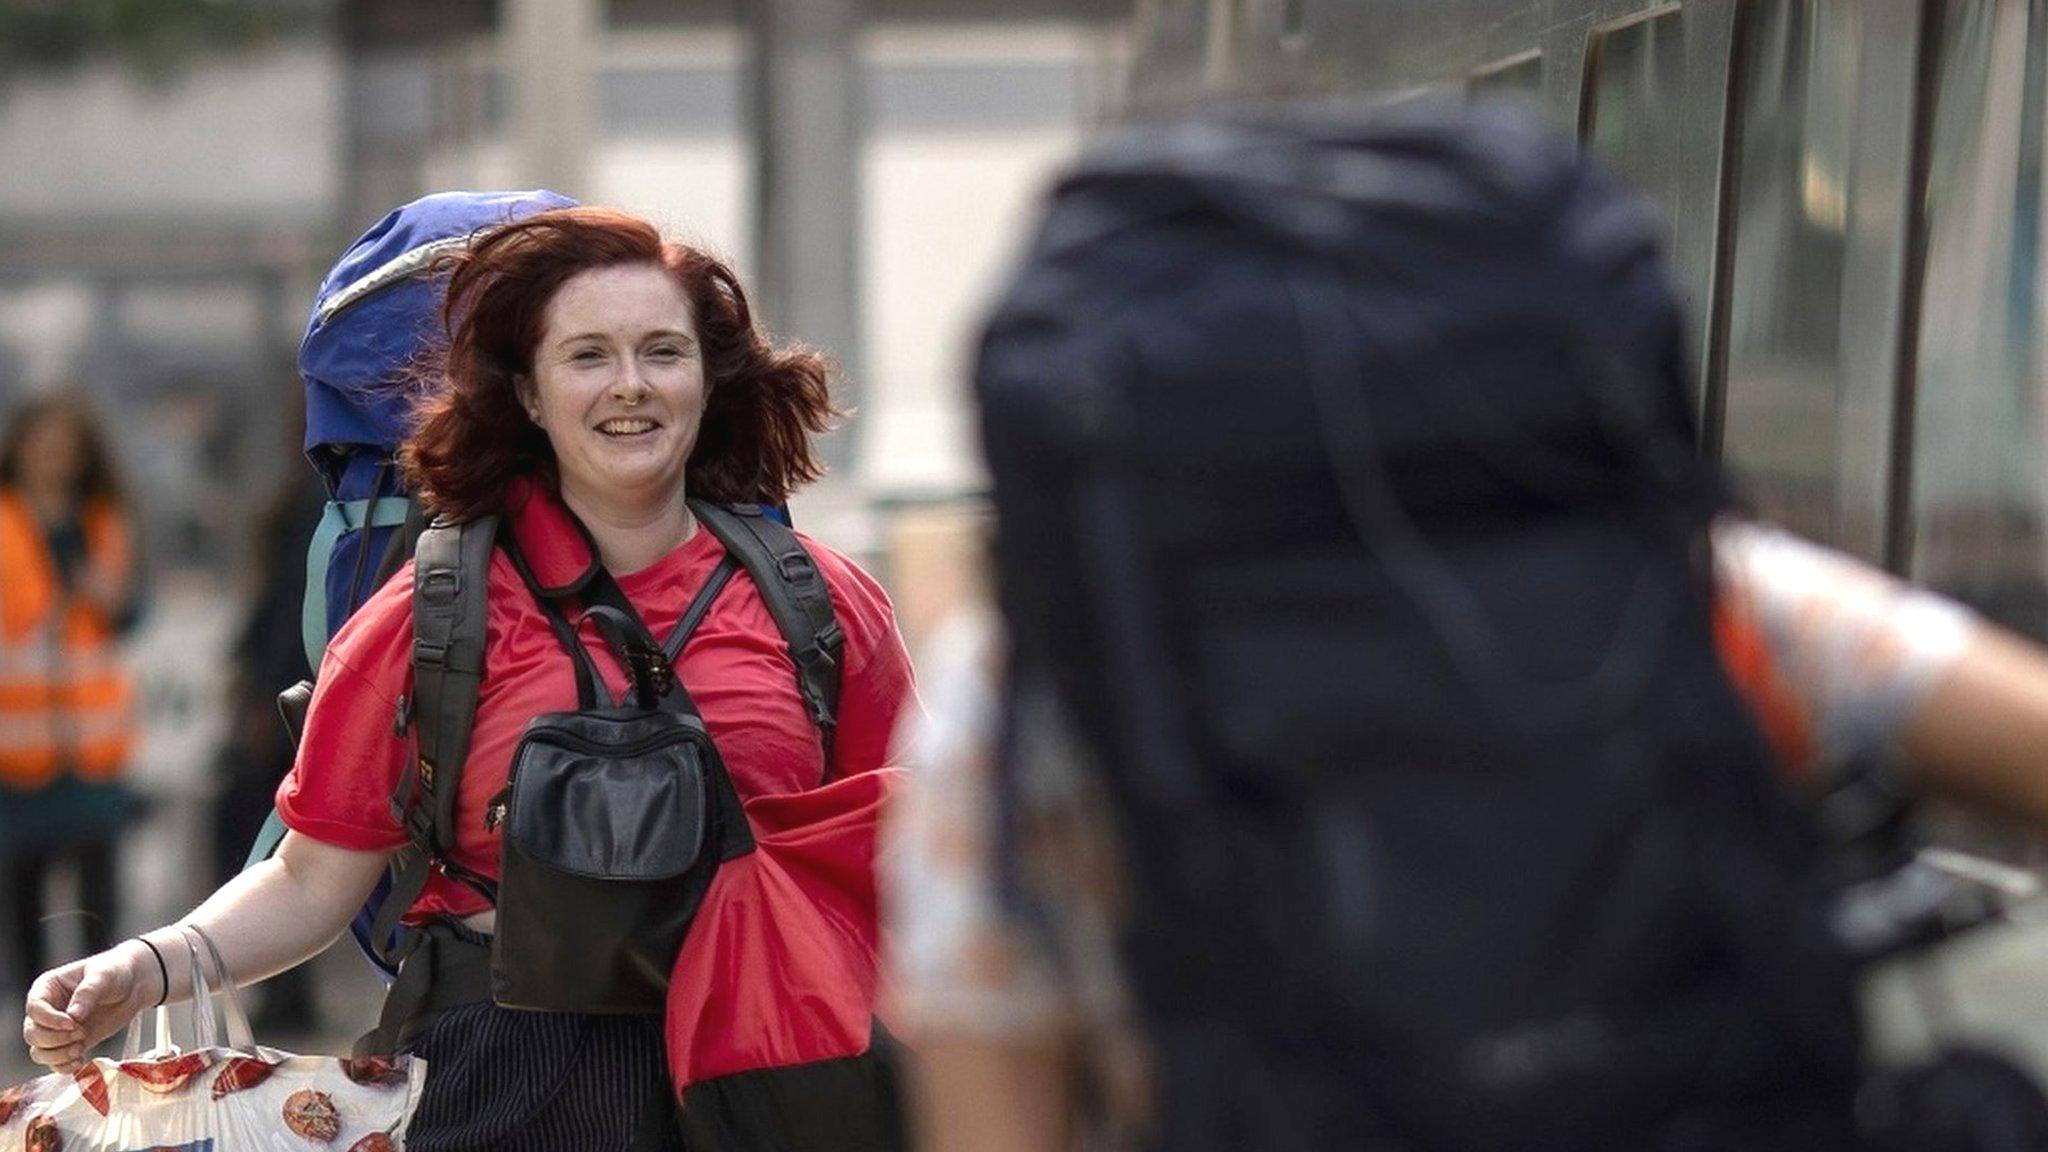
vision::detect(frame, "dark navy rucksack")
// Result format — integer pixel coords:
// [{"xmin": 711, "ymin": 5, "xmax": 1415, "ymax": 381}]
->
[
  {"xmin": 975, "ymin": 108, "xmax": 1874, "ymax": 1151},
  {"xmin": 976, "ymin": 104, "xmax": 2048, "ymax": 1152}
]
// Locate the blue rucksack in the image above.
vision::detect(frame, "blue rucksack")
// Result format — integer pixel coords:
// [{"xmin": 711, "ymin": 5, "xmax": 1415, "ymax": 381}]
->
[
  {"xmin": 247, "ymin": 190, "xmax": 578, "ymax": 978},
  {"xmin": 296, "ymin": 189, "xmax": 578, "ymax": 673}
]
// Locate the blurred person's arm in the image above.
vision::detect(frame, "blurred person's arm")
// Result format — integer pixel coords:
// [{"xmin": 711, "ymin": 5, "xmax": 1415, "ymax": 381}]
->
[
  {"xmin": 1897, "ymin": 624, "xmax": 2048, "ymax": 829},
  {"xmin": 1715, "ymin": 519, "xmax": 2048, "ymax": 827},
  {"xmin": 888, "ymin": 613, "xmax": 1150, "ymax": 1151},
  {"xmin": 22, "ymin": 830, "xmax": 391, "ymax": 1071},
  {"xmin": 912, "ymin": 1028, "xmax": 1079, "ymax": 1152}
]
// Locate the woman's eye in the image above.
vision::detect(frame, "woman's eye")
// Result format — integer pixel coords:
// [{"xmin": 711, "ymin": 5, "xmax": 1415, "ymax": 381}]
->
[
  {"xmin": 571, "ymin": 348, "xmax": 605, "ymax": 363},
  {"xmin": 647, "ymin": 345, "xmax": 683, "ymax": 361}
]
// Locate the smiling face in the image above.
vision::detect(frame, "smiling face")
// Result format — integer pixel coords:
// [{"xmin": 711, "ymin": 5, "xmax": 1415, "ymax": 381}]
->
[{"xmin": 520, "ymin": 263, "xmax": 707, "ymax": 513}]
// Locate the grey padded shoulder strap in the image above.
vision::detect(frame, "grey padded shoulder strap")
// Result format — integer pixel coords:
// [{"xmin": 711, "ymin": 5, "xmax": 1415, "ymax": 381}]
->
[
  {"xmin": 370, "ymin": 513, "xmax": 499, "ymax": 967},
  {"xmin": 408, "ymin": 514, "xmax": 499, "ymax": 855},
  {"xmin": 689, "ymin": 501, "xmax": 843, "ymax": 762}
]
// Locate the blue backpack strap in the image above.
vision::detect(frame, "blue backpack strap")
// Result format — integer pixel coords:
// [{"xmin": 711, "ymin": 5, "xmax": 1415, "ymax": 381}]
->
[
  {"xmin": 302, "ymin": 495, "xmax": 413, "ymax": 671},
  {"xmin": 241, "ymin": 675, "xmax": 317, "ymax": 872},
  {"xmin": 688, "ymin": 501, "xmax": 843, "ymax": 766},
  {"xmin": 242, "ymin": 810, "xmax": 290, "ymax": 872}
]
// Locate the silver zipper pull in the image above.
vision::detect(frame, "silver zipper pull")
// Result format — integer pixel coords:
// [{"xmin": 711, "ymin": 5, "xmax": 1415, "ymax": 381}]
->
[{"xmin": 483, "ymin": 786, "xmax": 510, "ymax": 833}]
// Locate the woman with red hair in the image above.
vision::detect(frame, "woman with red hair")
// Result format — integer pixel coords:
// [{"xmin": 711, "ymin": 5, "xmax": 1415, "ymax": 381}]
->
[{"xmin": 24, "ymin": 208, "xmax": 915, "ymax": 1150}]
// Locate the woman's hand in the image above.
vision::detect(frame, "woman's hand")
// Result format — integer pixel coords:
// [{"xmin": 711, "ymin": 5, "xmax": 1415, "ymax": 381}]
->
[
  {"xmin": 22, "ymin": 940, "xmax": 158, "ymax": 1073},
  {"xmin": 19, "ymin": 833, "xmax": 392, "ymax": 1074}
]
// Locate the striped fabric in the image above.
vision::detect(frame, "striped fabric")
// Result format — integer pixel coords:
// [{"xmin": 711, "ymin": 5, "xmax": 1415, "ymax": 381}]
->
[{"xmin": 400, "ymin": 1000, "xmax": 683, "ymax": 1152}]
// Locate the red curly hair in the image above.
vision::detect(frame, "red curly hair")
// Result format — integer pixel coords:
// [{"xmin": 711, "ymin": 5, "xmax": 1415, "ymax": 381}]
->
[{"xmin": 401, "ymin": 207, "xmax": 839, "ymax": 521}]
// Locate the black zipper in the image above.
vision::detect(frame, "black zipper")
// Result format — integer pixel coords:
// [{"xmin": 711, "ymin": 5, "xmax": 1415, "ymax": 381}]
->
[
  {"xmin": 520, "ymin": 725, "xmax": 700, "ymax": 759},
  {"xmin": 490, "ymin": 722, "xmax": 707, "ymax": 833}
]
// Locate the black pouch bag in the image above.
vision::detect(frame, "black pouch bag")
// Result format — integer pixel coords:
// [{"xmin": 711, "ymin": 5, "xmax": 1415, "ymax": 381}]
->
[{"xmin": 492, "ymin": 542, "xmax": 754, "ymax": 1014}]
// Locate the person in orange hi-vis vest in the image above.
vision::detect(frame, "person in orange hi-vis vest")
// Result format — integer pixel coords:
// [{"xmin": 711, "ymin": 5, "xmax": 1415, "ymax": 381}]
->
[{"xmin": 0, "ymin": 395, "xmax": 143, "ymax": 991}]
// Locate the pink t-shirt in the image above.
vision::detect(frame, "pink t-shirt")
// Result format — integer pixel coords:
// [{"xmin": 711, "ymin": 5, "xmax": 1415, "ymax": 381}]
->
[{"xmin": 277, "ymin": 480, "xmax": 914, "ymax": 923}]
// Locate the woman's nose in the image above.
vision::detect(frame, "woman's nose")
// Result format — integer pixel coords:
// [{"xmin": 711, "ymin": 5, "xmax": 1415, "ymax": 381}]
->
[{"xmin": 611, "ymin": 364, "xmax": 650, "ymax": 403}]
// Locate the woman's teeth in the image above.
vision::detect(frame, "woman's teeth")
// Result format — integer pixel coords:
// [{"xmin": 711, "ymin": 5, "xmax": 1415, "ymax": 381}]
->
[{"xmin": 598, "ymin": 419, "xmax": 656, "ymax": 435}]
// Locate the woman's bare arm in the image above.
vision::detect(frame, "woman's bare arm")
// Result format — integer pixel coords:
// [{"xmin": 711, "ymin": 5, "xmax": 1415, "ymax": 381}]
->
[{"xmin": 22, "ymin": 831, "xmax": 392, "ymax": 1071}]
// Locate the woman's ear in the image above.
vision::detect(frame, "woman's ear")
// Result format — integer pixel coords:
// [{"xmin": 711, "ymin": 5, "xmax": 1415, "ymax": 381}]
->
[{"xmin": 514, "ymin": 375, "xmax": 542, "ymax": 424}]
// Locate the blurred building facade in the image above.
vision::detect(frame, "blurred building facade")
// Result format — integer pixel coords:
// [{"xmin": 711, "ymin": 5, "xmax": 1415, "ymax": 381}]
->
[{"xmin": 0, "ymin": 0, "xmax": 1127, "ymax": 936}]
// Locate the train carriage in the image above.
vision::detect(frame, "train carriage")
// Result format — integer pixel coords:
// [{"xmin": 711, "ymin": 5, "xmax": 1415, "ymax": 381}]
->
[{"xmin": 1120, "ymin": 0, "xmax": 2048, "ymax": 640}]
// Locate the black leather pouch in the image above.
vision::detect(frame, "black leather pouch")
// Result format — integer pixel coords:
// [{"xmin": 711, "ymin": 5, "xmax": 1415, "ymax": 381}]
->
[{"xmin": 492, "ymin": 704, "xmax": 750, "ymax": 1013}]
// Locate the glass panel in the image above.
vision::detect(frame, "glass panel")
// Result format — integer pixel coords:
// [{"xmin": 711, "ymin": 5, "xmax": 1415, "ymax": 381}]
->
[
  {"xmin": 1718, "ymin": 0, "xmax": 1919, "ymax": 562},
  {"xmin": 1908, "ymin": 2, "xmax": 2048, "ymax": 638},
  {"xmin": 1578, "ymin": 8, "xmax": 1715, "ymax": 405},
  {"xmin": 1581, "ymin": 9, "xmax": 1687, "ymax": 215}
]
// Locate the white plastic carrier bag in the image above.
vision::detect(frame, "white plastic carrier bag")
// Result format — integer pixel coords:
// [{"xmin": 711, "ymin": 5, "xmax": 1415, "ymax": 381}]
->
[{"xmin": 0, "ymin": 926, "xmax": 426, "ymax": 1151}]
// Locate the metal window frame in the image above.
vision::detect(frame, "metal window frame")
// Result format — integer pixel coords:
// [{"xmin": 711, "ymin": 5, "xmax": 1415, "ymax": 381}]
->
[
  {"xmin": 1883, "ymin": 0, "xmax": 1947, "ymax": 575},
  {"xmin": 1699, "ymin": 0, "xmax": 1756, "ymax": 461}
]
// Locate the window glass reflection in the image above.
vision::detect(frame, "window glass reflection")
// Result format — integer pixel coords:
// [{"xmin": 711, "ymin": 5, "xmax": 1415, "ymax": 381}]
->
[
  {"xmin": 1581, "ymin": 10, "xmax": 1687, "ymax": 219},
  {"xmin": 1908, "ymin": 1, "xmax": 2048, "ymax": 638},
  {"xmin": 1578, "ymin": 8, "xmax": 1714, "ymax": 407},
  {"xmin": 1719, "ymin": 0, "xmax": 1917, "ymax": 562}
]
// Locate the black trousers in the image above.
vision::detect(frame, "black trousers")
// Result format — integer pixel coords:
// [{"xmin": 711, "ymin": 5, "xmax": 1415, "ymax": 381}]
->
[
  {"xmin": 5, "ymin": 837, "xmax": 118, "ymax": 985},
  {"xmin": 398, "ymin": 999, "xmax": 684, "ymax": 1152}
]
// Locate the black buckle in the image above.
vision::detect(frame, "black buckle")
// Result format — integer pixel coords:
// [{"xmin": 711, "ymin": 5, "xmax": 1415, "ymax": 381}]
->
[
  {"xmin": 402, "ymin": 791, "xmax": 438, "ymax": 846},
  {"xmin": 776, "ymin": 553, "xmax": 819, "ymax": 584},
  {"xmin": 626, "ymin": 645, "xmax": 676, "ymax": 703},
  {"xmin": 418, "ymin": 568, "xmax": 461, "ymax": 605},
  {"xmin": 792, "ymin": 639, "xmax": 839, "ymax": 676}
]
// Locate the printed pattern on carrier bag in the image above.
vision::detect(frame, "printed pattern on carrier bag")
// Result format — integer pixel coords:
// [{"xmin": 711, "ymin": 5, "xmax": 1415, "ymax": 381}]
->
[{"xmin": 0, "ymin": 927, "xmax": 424, "ymax": 1151}]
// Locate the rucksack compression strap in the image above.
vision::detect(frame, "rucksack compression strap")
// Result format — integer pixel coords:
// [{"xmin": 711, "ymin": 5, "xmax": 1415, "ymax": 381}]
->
[{"xmin": 689, "ymin": 502, "xmax": 844, "ymax": 766}]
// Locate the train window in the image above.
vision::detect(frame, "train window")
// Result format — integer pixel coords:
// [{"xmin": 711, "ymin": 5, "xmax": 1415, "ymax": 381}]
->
[
  {"xmin": 1579, "ymin": 7, "xmax": 1685, "ymax": 207},
  {"xmin": 1906, "ymin": 2, "xmax": 2048, "ymax": 637},
  {"xmin": 1577, "ymin": 6, "xmax": 1718, "ymax": 405},
  {"xmin": 1717, "ymin": 0, "xmax": 1921, "ymax": 562},
  {"xmin": 1468, "ymin": 50, "xmax": 1542, "ymax": 106}
]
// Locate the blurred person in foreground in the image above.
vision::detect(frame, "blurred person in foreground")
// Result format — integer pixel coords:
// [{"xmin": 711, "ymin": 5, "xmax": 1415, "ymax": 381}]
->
[
  {"xmin": 887, "ymin": 106, "xmax": 2048, "ymax": 1150},
  {"xmin": 0, "ymin": 395, "xmax": 144, "ymax": 991}
]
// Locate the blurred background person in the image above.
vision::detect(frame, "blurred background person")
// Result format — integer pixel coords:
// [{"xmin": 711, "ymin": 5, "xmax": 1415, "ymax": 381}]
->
[{"xmin": 0, "ymin": 395, "xmax": 144, "ymax": 995}]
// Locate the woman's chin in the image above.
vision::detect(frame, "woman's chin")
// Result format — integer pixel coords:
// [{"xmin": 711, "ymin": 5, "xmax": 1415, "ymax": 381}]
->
[{"xmin": 569, "ymin": 463, "xmax": 686, "ymax": 505}]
